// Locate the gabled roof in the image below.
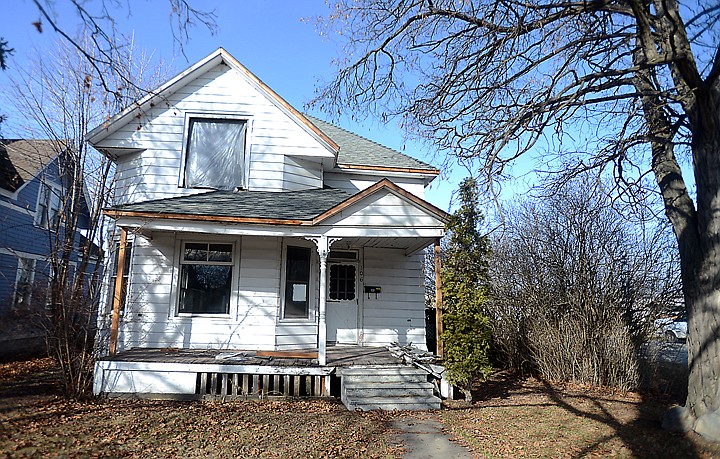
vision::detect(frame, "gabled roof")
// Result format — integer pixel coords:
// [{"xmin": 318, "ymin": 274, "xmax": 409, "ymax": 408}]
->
[
  {"xmin": 105, "ymin": 179, "xmax": 448, "ymax": 226},
  {"xmin": 87, "ymin": 48, "xmax": 339, "ymax": 155},
  {"xmin": 306, "ymin": 116, "xmax": 439, "ymax": 175},
  {"xmin": 0, "ymin": 139, "xmax": 64, "ymax": 192}
]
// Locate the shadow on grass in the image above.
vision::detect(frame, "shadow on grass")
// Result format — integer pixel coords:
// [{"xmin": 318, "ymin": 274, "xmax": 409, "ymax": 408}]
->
[{"xmin": 440, "ymin": 350, "xmax": 720, "ymax": 459}]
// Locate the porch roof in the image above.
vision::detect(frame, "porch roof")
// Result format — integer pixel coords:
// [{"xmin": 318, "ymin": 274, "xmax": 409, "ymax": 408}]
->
[{"xmin": 106, "ymin": 187, "xmax": 352, "ymax": 223}]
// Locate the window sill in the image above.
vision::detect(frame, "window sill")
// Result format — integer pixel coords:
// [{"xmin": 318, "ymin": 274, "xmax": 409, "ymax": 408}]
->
[
  {"xmin": 278, "ymin": 317, "xmax": 316, "ymax": 324},
  {"xmin": 174, "ymin": 313, "xmax": 233, "ymax": 320}
]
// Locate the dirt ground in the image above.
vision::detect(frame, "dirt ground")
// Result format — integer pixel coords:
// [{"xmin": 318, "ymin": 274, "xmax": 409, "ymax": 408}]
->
[{"xmin": 2, "ymin": 358, "xmax": 720, "ymax": 458}]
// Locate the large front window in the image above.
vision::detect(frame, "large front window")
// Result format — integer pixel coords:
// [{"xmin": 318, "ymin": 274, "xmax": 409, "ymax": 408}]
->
[
  {"xmin": 184, "ymin": 118, "xmax": 247, "ymax": 190},
  {"xmin": 178, "ymin": 242, "xmax": 233, "ymax": 315}
]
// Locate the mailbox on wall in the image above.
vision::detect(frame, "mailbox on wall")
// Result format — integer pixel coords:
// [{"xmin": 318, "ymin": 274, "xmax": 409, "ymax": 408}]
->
[{"xmin": 364, "ymin": 286, "xmax": 381, "ymax": 299}]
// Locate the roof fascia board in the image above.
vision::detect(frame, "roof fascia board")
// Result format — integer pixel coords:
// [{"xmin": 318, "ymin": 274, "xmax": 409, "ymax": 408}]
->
[
  {"xmin": 104, "ymin": 209, "xmax": 311, "ymax": 226},
  {"xmin": 88, "ymin": 50, "xmax": 225, "ymax": 144},
  {"xmin": 335, "ymin": 163, "xmax": 439, "ymax": 176},
  {"xmin": 114, "ymin": 217, "xmax": 444, "ymax": 240},
  {"xmin": 219, "ymin": 52, "xmax": 339, "ymax": 156}
]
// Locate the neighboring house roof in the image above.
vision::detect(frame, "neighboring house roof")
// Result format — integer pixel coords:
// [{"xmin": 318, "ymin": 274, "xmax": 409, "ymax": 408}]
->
[
  {"xmin": 0, "ymin": 139, "xmax": 64, "ymax": 192},
  {"xmin": 305, "ymin": 116, "xmax": 439, "ymax": 175},
  {"xmin": 105, "ymin": 179, "xmax": 448, "ymax": 225}
]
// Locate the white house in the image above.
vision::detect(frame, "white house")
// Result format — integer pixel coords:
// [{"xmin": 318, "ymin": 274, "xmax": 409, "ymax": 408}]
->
[{"xmin": 89, "ymin": 48, "xmax": 446, "ymax": 408}]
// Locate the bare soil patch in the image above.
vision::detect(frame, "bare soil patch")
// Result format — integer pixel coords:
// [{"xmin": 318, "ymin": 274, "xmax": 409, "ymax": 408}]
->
[{"xmin": 442, "ymin": 371, "xmax": 720, "ymax": 458}]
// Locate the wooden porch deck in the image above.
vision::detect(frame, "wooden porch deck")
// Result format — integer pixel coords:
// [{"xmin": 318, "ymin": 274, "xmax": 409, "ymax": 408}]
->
[
  {"xmin": 103, "ymin": 345, "xmax": 402, "ymax": 367},
  {"xmin": 94, "ymin": 346, "xmax": 443, "ymax": 409}
]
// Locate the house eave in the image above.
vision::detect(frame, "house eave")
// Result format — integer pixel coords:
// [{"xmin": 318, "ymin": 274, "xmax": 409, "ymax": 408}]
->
[
  {"xmin": 335, "ymin": 163, "xmax": 439, "ymax": 176},
  {"xmin": 104, "ymin": 209, "xmax": 312, "ymax": 226}
]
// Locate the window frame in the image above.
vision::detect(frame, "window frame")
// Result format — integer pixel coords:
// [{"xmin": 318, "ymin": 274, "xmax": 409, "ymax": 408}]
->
[
  {"xmin": 280, "ymin": 242, "xmax": 316, "ymax": 322},
  {"xmin": 107, "ymin": 239, "xmax": 133, "ymax": 315},
  {"xmin": 13, "ymin": 257, "xmax": 37, "ymax": 309},
  {"xmin": 34, "ymin": 180, "xmax": 62, "ymax": 230},
  {"xmin": 327, "ymin": 250, "xmax": 359, "ymax": 303},
  {"xmin": 176, "ymin": 240, "xmax": 236, "ymax": 318},
  {"xmin": 178, "ymin": 113, "xmax": 253, "ymax": 191}
]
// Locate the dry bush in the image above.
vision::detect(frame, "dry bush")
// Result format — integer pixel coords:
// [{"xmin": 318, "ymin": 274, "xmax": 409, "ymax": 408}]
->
[{"xmin": 487, "ymin": 176, "xmax": 680, "ymax": 390}]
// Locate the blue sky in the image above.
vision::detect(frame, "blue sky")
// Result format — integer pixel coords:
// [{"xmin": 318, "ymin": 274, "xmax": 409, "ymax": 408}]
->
[{"xmin": 0, "ymin": 0, "xmax": 470, "ymax": 211}]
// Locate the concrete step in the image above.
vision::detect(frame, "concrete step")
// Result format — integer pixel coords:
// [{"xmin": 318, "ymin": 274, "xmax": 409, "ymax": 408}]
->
[
  {"xmin": 345, "ymin": 395, "xmax": 442, "ymax": 411},
  {"xmin": 343, "ymin": 382, "xmax": 435, "ymax": 398},
  {"xmin": 342, "ymin": 374, "xmax": 427, "ymax": 384}
]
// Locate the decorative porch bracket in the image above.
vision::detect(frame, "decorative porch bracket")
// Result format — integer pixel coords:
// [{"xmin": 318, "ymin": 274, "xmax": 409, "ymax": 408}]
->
[{"xmin": 305, "ymin": 235, "xmax": 342, "ymax": 366}]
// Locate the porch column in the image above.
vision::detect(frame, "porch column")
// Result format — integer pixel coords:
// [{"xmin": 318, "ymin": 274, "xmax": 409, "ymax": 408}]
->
[
  {"xmin": 318, "ymin": 247, "xmax": 328, "ymax": 366},
  {"xmin": 306, "ymin": 235, "xmax": 341, "ymax": 367},
  {"xmin": 109, "ymin": 227, "xmax": 128, "ymax": 356},
  {"xmin": 434, "ymin": 237, "xmax": 443, "ymax": 358}
]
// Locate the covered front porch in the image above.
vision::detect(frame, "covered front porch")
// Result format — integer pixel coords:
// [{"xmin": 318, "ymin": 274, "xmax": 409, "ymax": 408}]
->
[{"xmin": 94, "ymin": 345, "xmax": 444, "ymax": 410}]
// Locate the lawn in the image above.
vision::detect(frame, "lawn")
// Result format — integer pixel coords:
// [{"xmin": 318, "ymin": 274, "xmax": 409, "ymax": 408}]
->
[
  {"xmin": 442, "ymin": 372, "xmax": 720, "ymax": 458},
  {"xmin": 2, "ymin": 358, "xmax": 720, "ymax": 458},
  {"xmin": 0, "ymin": 358, "xmax": 402, "ymax": 458}
]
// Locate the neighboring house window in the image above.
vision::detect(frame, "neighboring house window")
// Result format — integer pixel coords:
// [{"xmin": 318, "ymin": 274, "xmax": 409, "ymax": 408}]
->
[
  {"xmin": 283, "ymin": 246, "xmax": 311, "ymax": 319},
  {"xmin": 184, "ymin": 118, "xmax": 248, "ymax": 190},
  {"xmin": 14, "ymin": 258, "xmax": 37, "ymax": 308},
  {"xmin": 108, "ymin": 241, "xmax": 133, "ymax": 314},
  {"xmin": 35, "ymin": 182, "xmax": 61, "ymax": 229},
  {"xmin": 178, "ymin": 242, "xmax": 233, "ymax": 315}
]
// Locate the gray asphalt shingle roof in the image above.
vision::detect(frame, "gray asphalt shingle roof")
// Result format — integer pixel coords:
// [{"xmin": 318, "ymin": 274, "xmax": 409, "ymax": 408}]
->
[
  {"xmin": 111, "ymin": 188, "xmax": 353, "ymax": 220},
  {"xmin": 306, "ymin": 116, "xmax": 438, "ymax": 173},
  {"xmin": 0, "ymin": 139, "xmax": 64, "ymax": 192}
]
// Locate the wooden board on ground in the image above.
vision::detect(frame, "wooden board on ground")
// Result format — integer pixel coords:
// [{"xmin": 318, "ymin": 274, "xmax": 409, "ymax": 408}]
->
[{"xmin": 256, "ymin": 350, "xmax": 319, "ymax": 359}]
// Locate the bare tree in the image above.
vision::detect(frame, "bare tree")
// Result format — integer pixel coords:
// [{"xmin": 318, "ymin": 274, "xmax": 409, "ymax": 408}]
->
[
  {"xmin": 315, "ymin": 0, "xmax": 720, "ymax": 434},
  {"xmin": 5, "ymin": 37, "xmax": 168, "ymax": 398},
  {"xmin": 1, "ymin": 1, "xmax": 215, "ymax": 108}
]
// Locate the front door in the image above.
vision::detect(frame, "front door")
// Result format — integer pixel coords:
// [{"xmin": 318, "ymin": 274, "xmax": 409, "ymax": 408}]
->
[{"xmin": 326, "ymin": 261, "xmax": 359, "ymax": 344}]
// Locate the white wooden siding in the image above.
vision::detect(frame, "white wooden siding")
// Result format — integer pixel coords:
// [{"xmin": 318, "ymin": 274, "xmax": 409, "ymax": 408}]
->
[
  {"xmin": 109, "ymin": 234, "xmax": 428, "ymax": 353},
  {"xmin": 324, "ymin": 172, "xmax": 426, "ymax": 197},
  {"xmin": 97, "ymin": 65, "xmax": 332, "ymax": 202},
  {"xmin": 322, "ymin": 190, "xmax": 443, "ymax": 229},
  {"xmin": 361, "ymin": 247, "xmax": 427, "ymax": 350},
  {"xmin": 116, "ymin": 234, "xmax": 283, "ymax": 351}
]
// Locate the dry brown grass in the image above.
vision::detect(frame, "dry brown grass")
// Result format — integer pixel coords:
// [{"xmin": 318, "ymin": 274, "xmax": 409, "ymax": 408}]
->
[
  {"xmin": 442, "ymin": 371, "xmax": 720, "ymax": 458},
  {"xmin": 0, "ymin": 358, "xmax": 402, "ymax": 458}
]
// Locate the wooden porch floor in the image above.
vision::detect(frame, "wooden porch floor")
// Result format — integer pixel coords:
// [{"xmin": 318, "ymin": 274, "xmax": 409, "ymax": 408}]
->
[{"xmin": 103, "ymin": 345, "xmax": 402, "ymax": 368}]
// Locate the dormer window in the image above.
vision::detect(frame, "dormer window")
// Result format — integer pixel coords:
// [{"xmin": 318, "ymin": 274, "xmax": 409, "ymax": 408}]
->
[{"xmin": 183, "ymin": 116, "xmax": 249, "ymax": 191}]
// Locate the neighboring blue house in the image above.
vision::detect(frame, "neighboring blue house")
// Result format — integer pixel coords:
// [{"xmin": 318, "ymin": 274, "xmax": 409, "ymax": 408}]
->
[{"xmin": 0, "ymin": 139, "xmax": 92, "ymax": 321}]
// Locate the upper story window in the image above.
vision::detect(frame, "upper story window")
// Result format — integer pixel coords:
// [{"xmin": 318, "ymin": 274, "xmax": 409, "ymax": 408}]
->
[
  {"xmin": 183, "ymin": 117, "xmax": 248, "ymax": 191},
  {"xmin": 35, "ymin": 182, "xmax": 62, "ymax": 229}
]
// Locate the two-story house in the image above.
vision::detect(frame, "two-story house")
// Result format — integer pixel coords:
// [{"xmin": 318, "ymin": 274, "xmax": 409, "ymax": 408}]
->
[
  {"xmin": 90, "ymin": 48, "xmax": 447, "ymax": 409},
  {"xmin": 0, "ymin": 139, "xmax": 92, "ymax": 354}
]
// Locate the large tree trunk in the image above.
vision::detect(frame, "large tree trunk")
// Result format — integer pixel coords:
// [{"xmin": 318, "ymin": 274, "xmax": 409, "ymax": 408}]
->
[{"xmin": 686, "ymin": 115, "xmax": 720, "ymax": 421}]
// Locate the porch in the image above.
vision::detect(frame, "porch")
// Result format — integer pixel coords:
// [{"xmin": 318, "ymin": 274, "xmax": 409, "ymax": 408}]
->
[{"xmin": 93, "ymin": 345, "xmax": 443, "ymax": 410}]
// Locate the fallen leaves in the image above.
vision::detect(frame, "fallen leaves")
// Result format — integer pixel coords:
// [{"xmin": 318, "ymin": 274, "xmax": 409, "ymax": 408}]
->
[{"xmin": 0, "ymin": 359, "xmax": 400, "ymax": 458}]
